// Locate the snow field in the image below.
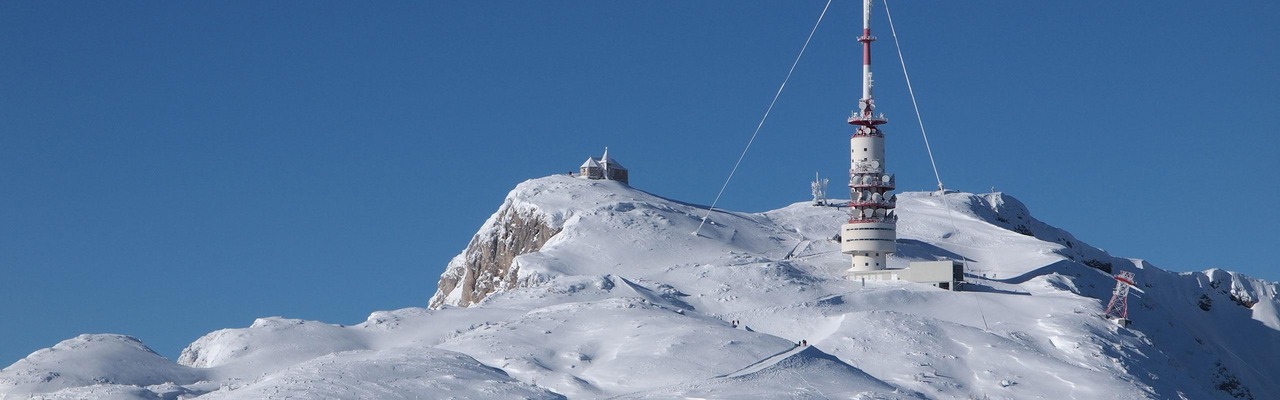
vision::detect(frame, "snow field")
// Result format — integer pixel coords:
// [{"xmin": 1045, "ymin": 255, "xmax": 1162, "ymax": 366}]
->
[{"xmin": 4, "ymin": 175, "xmax": 1278, "ymax": 399}]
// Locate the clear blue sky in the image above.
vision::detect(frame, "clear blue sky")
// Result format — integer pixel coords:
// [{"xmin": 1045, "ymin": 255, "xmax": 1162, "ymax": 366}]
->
[{"xmin": 2, "ymin": 1, "xmax": 1277, "ymax": 366}]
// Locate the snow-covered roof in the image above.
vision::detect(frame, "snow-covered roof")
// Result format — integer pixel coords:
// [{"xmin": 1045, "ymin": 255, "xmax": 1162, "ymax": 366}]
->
[
  {"xmin": 601, "ymin": 159, "xmax": 625, "ymax": 170},
  {"xmin": 579, "ymin": 157, "xmax": 601, "ymax": 169}
]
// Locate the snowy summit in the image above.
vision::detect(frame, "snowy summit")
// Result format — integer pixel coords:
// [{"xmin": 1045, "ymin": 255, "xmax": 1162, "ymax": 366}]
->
[{"xmin": 4, "ymin": 174, "xmax": 1278, "ymax": 399}]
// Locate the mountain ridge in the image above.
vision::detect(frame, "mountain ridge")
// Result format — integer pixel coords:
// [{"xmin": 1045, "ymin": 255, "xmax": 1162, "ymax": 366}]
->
[{"xmin": 3, "ymin": 174, "xmax": 1277, "ymax": 399}]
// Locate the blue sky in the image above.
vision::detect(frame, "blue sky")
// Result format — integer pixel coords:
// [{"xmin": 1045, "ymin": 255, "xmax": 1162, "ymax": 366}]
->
[{"xmin": 2, "ymin": 1, "xmax": 1277, "ymax": 366}]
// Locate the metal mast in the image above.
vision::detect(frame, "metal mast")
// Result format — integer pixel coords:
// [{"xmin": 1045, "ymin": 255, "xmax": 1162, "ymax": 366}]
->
[
  {"xmin": 841, "ymin": 0, "xmax": 897, "ymax": 275},
  {"xmin": 1104, "ymin": 270, "xmax": 1138, "ymax": 327}
]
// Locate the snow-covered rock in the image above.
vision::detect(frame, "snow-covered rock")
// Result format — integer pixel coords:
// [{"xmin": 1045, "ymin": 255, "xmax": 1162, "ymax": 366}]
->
[
  {"xmin": 177, "ymin": 317, "xmax": 368, "ymax": 376},
  {"xmin": 0, "ymin": 334, "xmax": 203, "ymax": 398},
  {"xmin": 429, "ymin": 199, "xmax": 563, "ymax": 309},
  {"xmin": 4, "ymin": 175, "xmax": 1279, "ymax": 399},
  {"xmin": 196, "ymin": 347, "xmax": 563, "ymax": 400}
]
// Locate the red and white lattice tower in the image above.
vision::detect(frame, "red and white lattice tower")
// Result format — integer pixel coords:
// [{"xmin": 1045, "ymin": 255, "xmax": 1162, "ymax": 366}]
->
[
  {"xmin": 841, "ymin": 0, "xmax": 897, "ymax": 275},
  {"xmin": 1104, "ymin": 270, "xmax": 1137, "ymax": 323}
]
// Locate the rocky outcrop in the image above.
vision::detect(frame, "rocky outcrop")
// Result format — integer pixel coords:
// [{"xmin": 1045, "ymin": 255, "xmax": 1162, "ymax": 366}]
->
[{"xmin": 429, "ymin": 201, "xmax": 561, "ymax": 309}]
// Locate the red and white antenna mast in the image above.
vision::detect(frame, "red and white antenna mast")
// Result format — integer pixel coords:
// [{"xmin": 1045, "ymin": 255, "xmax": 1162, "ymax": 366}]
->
[
  {"xmin": 855, "ymin": 0, "xmax": 881, "ymax": 117},
  {"xmin": 1104, "ymin": 270, "xmax": 1140, "ymax": 327},
  {"xmin": 841, "ymin": 0, "xmax": 897, "ymax": 276}
]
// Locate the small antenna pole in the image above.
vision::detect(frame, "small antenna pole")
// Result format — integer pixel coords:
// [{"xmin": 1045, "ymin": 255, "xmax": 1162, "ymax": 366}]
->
[{"xmin": 811, "ymin": 172, "xmax": 829, "ymax": 206}]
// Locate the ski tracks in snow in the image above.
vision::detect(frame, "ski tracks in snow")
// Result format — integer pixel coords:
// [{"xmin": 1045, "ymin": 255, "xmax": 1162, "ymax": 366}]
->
[{"xmin": 716, "ymin": 344, "xmax": 806, "ymax": 378}]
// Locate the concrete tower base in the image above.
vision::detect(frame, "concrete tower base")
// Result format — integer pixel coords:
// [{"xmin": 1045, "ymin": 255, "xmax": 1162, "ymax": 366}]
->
[
  {"xmin": 846, "ymin": 269, "xmax": 900, "ymax": 281},
  {"xmin": 849, "ymin": 253, "xmax": 888, "ymax": 272}
]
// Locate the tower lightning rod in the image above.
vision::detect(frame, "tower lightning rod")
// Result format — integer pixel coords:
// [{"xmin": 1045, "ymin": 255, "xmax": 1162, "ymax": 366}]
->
[{"xmin": 860, "ymin": 0, "xmax": 874, "ymax": 102}]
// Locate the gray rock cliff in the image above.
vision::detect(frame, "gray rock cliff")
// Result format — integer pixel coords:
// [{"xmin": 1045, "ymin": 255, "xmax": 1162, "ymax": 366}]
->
[{"xmin": 429, "ymin": 196, "xmax": 561, "ymax": 308}]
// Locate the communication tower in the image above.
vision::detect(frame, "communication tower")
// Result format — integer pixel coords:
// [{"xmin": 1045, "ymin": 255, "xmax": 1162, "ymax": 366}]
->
[
  {"xmin": 841, "ymin": 0, "xmax": 897, "ymax": 276},
  {"xmin": 1104, "ymin": 270, "xmax": 1139, "ymax": 327}
]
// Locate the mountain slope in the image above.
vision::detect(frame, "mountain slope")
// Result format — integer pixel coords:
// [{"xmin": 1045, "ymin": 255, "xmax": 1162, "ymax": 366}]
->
[
  {"xmin": 3, "ymin": 175, "xmax": 1278, "ymax": 399},
  {"xmin": 0, "ymin": 334, "xmax": 204, "ymax": 398}
]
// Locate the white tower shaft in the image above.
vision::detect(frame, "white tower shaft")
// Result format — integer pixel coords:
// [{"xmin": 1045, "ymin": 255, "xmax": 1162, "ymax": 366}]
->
[{"xmin": 841, "ymin": 0, "xmax": 897, "ymax": 275}]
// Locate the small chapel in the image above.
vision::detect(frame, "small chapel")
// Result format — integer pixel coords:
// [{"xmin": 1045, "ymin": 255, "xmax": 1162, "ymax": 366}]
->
[{"xmin": 577, "ymin": 148, "xmax": 629, "ymax": 184}]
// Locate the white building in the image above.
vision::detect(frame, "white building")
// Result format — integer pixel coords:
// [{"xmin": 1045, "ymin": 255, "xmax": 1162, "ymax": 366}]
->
[
  {"xmin": 848, "ymin": 260, "xmax": 965, "ymax": 291},
  {"xmin": 903, "ymin": 261, "xmax": 965, "ymax": 291},
  {"xmin": 578, "ymin": 148, "xmax": 628, "ymax": 184}
]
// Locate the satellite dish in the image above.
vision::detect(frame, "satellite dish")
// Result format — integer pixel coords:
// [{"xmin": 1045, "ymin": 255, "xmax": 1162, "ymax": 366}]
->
[
  {"xmin": 870, "ymin": 160, "xmax": 880, "ymax": 170},
  {"xmin": 872, "ymin": 192, "xmax": 882, "ymax": 202},
  {"xmin": 882, "ymin": 174, "xmax": 891, "ymax": 183}
]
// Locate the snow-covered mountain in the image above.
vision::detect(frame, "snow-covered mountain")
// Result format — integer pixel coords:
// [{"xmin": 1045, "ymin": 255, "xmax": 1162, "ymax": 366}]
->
[{"xmin": 3, "ymin": 175, "xmax": 1278, "ymax": 399}]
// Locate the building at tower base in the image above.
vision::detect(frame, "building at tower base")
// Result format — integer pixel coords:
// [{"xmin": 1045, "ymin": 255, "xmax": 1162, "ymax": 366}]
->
[{"xmin": 847, "ymin": 260, "xmax": 966, "ymax": 291}]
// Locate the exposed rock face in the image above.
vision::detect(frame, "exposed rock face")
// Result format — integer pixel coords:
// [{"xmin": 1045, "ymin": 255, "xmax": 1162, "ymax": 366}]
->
[{"xmin": 429, "ymin": 200, "xmax": 561, "ymax": 309}]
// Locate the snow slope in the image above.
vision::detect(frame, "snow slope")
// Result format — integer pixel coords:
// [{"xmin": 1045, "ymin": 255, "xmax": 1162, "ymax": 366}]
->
[
  {"xmin": 0, "ymin": 334, "xmax": 203, "ymax": 396},
  {"xmin": 3, "ymin": 175, "xmax": 1278, "ymax": 399}
]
